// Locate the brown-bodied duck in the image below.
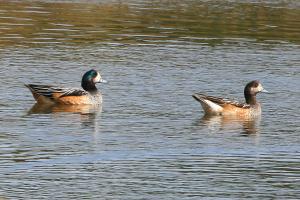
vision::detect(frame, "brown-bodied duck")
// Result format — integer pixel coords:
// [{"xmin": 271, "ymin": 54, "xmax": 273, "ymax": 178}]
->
[{"xmin": 193, "ymin": 80, "xmax": 268, "ymax": 117}]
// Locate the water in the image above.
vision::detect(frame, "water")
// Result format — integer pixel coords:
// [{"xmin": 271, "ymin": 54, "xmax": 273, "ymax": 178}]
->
[{"xmin": 0, "ymin": 1, "xmax": 299, "ymax": 199}]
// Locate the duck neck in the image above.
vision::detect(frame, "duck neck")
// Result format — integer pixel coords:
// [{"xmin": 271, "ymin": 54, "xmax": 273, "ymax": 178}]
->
[
  {"xmin": 244, "ymin": 92, "xmax": 257, "ymax": 105},
  {"xmin": 81, "ymin": 81, "xmax": 97, "ymax": 92}
]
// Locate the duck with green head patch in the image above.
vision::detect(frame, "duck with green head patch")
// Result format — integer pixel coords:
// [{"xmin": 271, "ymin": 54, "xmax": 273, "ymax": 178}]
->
[{"xmin": 25, "ymin": 69, "xmax": 107, "ymax": 105}]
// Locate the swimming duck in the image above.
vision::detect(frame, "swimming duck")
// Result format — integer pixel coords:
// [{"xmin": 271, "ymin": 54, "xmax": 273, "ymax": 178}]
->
[
  {"xmin": 25, "ymin": 69, "xmax": 106, "ymax": 105},
  {"xmin": 193, "ymin": 80, "xmax": 268, "ymax": 116}
]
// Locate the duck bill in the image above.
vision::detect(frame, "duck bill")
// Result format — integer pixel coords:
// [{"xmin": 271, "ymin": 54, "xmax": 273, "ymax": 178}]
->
[
  {"xmin": 261, "ymin": 88, "xmax": 268, "ymax": 93},
  {"xmin": 98, "ymin": 79, "xmax": 107, "ymax": 83}
]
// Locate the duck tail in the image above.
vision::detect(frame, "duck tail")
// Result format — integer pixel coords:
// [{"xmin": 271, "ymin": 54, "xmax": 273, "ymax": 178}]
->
[
  {"xmin": 192, "ymin": 93, "xmax": 207, "ymax": 102},
  {"xmin": 25, "ymin": 84, "xmax": 39, "ymax": 100},
  {"xmin": 192, "ymin": 93, "xmax": 223, "ymax": 115},
  {"xmin": 25, "ymin": 84, "xmax": 35, "ymax": 93}
]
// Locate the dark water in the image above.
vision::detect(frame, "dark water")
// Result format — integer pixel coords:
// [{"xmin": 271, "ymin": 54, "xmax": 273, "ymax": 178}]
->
[{"xmin": 0, "ymin": 1, "xmax": 299, "ymax": 199}]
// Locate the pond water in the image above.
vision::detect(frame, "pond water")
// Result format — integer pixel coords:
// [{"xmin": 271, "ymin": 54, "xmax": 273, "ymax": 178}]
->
[{"xmin": 0, "ymin": 1, "xmax": 299, "ymax": 199}]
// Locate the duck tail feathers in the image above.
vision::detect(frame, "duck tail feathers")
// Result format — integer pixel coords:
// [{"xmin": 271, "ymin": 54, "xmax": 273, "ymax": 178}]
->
[{"xmin": 192, "ymin": 93, "xmax": 223, "ymax": 115}]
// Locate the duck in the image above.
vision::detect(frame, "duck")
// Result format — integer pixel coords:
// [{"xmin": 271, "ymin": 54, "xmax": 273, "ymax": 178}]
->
[
  {"xmin": 192, "ymin": 80, "xmax": 268, "ymax": 117},
  {"xmin": 25, "ymin": 69, "xmax": 107, "ymax": 105}
]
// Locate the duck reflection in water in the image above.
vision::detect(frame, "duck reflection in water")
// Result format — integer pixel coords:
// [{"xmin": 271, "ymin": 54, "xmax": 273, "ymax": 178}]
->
[
  {"xmin": 199, "ymin": 114, "xmax": 261, "ymax": 135},
  {"xmin": 28, "ymin": 103, "xmax": 102, "ymax": 129}
]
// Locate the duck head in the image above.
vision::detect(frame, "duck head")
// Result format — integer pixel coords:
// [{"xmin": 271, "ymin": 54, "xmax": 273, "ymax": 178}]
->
[
  {"xmin": 244, "ymin": 80, "xmax": 268, "ymax": 105},
  {"xmin": 81, "ymin": 69, "xmax": 106, "ymax": 92}
]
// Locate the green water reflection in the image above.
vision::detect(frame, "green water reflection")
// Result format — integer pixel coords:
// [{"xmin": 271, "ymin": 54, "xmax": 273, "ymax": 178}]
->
[{"xmin": 0, "ymin": 1, "xmax": 299, "ymax": 47}]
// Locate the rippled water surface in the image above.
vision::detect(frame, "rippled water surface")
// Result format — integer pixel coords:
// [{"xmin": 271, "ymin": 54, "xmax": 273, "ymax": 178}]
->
[{"xmin": 0, "ymin": 1, "xmax": 299, "ymax": 199}]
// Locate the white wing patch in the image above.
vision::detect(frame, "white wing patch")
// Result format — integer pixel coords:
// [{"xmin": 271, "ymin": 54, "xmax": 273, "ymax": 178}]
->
[
  {"xmin": 197, "ymin": 98, "xmax": 223, "ymax": 115},
  {"xmin": 193, "ymin": 93, "xmax": 224, "ymax": 114}
]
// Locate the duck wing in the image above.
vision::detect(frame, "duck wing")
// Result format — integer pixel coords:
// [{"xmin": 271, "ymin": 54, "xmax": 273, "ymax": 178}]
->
[
  {"xmin": 25, "ymin": 84, "xmax": 88, "ymax": 100},
  {"xmin": 193, "ymin": 93, "xmax": 250, "ymax": 114}
]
